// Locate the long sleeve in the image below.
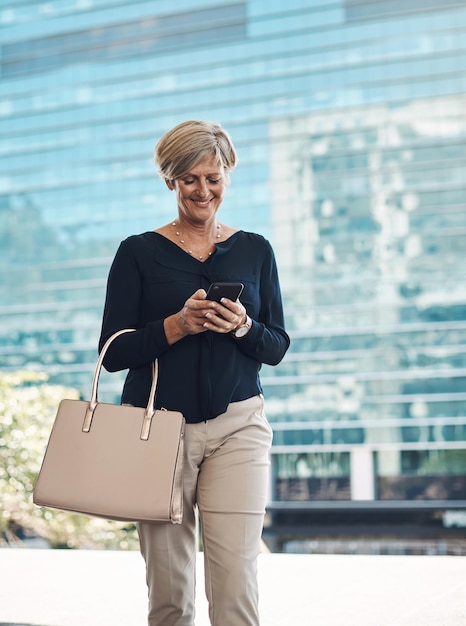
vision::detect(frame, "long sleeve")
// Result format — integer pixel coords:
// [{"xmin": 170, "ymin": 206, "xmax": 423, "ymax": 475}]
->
[
  {"xmin": 99, "ymin": 238, "xmax": 170, "ymax": 371},
  {"xmin": 232, "ymin": 239, "xmax": 289, "ymax": 365},
  {"xmin": 97, "ymin": 230, "xmax": 289, "ymax": 422}
]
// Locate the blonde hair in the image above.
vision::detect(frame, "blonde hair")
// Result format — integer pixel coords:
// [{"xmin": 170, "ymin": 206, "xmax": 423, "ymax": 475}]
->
[{"xmin": 154, "ymin": 120, "xmax": 238, "ymax": 181}]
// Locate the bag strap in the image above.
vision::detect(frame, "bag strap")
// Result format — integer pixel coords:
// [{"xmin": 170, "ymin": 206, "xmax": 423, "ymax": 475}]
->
[{"xmin": 82, "ymin": 328, "xmax": 158, "ymax": 440}]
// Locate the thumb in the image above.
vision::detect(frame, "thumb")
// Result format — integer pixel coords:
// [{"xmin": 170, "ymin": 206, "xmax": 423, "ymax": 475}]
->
[{"xmin": 192, "ymin": 288, "xmax": 208, "ymax": 300}]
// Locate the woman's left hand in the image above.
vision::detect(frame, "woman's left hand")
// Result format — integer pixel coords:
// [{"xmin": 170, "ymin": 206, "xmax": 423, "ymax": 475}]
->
[{"xmin": 203, "ymin": 297, "xmax": 247, "ymax": 334}]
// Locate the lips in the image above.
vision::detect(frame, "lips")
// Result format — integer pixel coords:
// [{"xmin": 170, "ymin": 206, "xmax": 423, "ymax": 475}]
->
[{"xmin": 192, "ymin": 198, "xmax": 212, "ymax": 207}]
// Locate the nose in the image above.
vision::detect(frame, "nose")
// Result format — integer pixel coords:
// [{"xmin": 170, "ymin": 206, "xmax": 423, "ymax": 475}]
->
[{"xmin": 196, "ymin": 178, "xmax": 209, "ymax": 197}]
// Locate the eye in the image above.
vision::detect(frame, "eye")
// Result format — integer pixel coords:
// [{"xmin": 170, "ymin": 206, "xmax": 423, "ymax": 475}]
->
[{"xmin": 208, "ymin": 178, "xmax": 220, "ymax": 184}]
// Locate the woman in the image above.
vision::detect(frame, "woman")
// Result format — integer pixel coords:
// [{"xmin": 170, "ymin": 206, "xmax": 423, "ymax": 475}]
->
[{"xmin": 99, "ymin": 120, "xmax": 290, "ymax": 626}]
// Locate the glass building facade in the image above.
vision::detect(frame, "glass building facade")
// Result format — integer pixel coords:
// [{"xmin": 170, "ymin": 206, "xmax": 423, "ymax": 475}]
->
[{"xmin": 1, "ymin": 0, "xmax": 466, "ymax": 541}]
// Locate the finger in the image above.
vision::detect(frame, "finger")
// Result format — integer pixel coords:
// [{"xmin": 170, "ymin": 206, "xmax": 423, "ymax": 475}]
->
[
  {"xmin": 203, "ymin": 315, "xmax": 231, "ymax": 333},
  {"xmin": 191, "ymin": 288, "xmax": 208, "ymax": 301},
  {"xmin": 215, "ymin": 300, "xmax": 246, "ymax": 323},
  {"xmin": 204, "ymin": 310, "xmax": 243, "ymax": 333},
  {"xmin": 219, "ymin": 297, "xmax": 244, "ymax": 313}
]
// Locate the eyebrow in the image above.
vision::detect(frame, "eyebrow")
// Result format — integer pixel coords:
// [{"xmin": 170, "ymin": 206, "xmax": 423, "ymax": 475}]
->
[{"xmin": 183, "ymin": 171, "xmax": 223, "ymax": 178}]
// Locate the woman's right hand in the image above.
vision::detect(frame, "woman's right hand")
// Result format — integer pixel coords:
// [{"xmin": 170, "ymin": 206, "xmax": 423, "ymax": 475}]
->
[{"xmin": 163, "ymin": 289, "xmax": 211, "ymax": 345}]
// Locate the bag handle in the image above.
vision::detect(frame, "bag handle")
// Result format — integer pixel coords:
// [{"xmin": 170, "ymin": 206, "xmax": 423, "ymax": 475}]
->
[{"xmin": 82, "ymin": 328, "xmax": 158, "ymax": 441}]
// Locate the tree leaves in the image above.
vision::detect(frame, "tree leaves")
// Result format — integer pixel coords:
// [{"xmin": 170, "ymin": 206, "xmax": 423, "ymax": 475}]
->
[{"xmin": 0, "ymin": 371, "xmax": 138, "ymax": 549}]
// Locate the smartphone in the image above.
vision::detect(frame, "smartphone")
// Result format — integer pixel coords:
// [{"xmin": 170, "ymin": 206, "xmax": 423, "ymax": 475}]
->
[{"xmin": 205, "ymin": 282, "xmax": 244, "ymax": 303}]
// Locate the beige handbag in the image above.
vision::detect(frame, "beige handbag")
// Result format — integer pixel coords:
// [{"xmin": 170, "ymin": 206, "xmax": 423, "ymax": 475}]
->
[{"xmin": 33, "ymin": 329, "xmax": 185, "ymax": 524}]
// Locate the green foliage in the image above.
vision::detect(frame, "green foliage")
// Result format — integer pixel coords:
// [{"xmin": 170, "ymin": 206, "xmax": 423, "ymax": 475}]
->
[{"xmin": 0, "ymin": 371, "xmax": 139, "ymax": 549}]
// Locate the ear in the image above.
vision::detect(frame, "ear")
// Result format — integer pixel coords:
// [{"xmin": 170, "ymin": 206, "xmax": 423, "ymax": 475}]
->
[{"xmin": 165, "ymin": 179, "xmax": 175, "ymax": 190}]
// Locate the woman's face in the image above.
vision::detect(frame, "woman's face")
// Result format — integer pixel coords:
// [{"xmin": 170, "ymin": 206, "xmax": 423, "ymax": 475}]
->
[{"xmin": 168, "ymin": 154, "xmax": 228, "ymax": 225}]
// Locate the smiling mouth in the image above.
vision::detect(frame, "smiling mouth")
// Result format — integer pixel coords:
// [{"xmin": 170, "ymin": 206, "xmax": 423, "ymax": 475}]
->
[{"xmin": 192, "ymin": 198, "xmax": 212, "ymax": 206}]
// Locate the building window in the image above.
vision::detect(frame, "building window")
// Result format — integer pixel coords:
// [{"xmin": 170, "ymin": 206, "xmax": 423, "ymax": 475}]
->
[
  {"xmin": 272, "ymin": 452, "xmax": 351, "ymax": 501},
  {"xmin": 376, "ymin": 449, "xmax": 466, "ymax": 500}
]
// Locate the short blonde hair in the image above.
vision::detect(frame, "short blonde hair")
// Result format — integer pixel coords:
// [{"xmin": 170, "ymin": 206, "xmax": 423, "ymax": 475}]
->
[{"xmin": 154, "ymin": 120, "xmax": 238, "ymax": 181}]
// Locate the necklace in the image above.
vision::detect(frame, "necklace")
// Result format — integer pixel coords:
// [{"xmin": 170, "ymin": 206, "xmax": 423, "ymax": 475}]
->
[{"xmin": 172, "ymin": 221, "xmax": 221, "ymax": 260}]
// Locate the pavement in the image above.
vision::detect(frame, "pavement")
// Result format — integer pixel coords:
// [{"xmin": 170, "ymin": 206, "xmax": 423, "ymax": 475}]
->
[{"xmin": 0, "ymin": 549, "xmax": 465, "ymax": 625}]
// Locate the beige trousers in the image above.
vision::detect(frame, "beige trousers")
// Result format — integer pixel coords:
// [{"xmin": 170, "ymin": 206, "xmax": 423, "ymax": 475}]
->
[{"xmin": 138, "ymin": 395, "xmax": 273, "ymax": 626}]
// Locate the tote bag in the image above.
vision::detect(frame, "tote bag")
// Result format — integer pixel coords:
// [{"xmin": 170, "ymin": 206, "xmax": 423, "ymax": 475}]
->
[{"xmin": 33, "ymin": 328, "xmax": 185, "ymax": 523}]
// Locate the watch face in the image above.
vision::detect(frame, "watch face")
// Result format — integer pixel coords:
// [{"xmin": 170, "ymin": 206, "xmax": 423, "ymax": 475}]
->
[{"xmin": 233, "ymin": 315, "xmax": 251, "ymax": 338}]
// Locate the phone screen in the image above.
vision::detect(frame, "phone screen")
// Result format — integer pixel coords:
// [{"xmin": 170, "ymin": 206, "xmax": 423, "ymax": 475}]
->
[{"xmin": 206, "ymin": 282, "xmax": 244, "ymax": 302}]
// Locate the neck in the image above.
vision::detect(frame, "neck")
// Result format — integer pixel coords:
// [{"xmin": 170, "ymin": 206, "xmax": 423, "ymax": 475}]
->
[
  {"xmin": 177, "ymin": 217, "xmax": 219, "ymax": 238},
  {"xmin": 172, "ymin": 220, "xmax": 222, "ymax": 260}
]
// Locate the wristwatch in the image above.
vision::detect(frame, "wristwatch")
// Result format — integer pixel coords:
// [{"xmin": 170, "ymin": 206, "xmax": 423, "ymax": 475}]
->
[{"xmin": 231, "ymin": 314, "xmax": 252, "ymax": 338}]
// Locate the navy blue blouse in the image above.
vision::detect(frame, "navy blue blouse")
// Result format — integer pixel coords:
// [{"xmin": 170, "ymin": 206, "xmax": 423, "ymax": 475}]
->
[{"xmin": 99, "ymin": 230, "xmax": 290, "ymax": 423}]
